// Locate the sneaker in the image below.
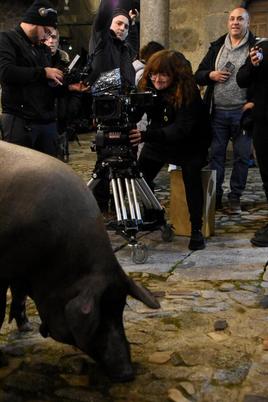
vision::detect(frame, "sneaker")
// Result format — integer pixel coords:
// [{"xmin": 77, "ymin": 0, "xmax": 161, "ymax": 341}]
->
[
  {"xmin": 251, "ymin": 223, "xmax": 268, "ymax": 247},
  {"xmin": 188, "ymin": 230, "xmax": 206, "ymax": 251},
  {"xmin": 228, "ymin": 198, "xmax": 242, "ymax": 215}
]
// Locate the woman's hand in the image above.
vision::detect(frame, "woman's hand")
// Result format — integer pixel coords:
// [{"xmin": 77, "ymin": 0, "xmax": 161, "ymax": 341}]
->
[
  {"xmin": 68, "ymin": 82, "xmax": 90, "ymax": 92},
  {"xmin": 129, "ymin": 128, "xmax": 142, "ymax": 146}
]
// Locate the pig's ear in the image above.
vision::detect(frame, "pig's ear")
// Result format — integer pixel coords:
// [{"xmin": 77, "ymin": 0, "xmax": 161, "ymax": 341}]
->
[
  {"xmin": 127, "ymin": 278, "xmax": 160, "ymax": 309},
  {"xmin": 65, "ymin": 291, "xmax": 100, "ymax": 350}
]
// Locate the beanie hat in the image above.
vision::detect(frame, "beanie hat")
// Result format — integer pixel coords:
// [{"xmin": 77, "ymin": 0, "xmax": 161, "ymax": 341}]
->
[
  {"xmin": 112, "ymin": 8, "xmax": 131, "ymax": 24},
  {"xmin": 22, "ymin": 0, "xmax": 58, "ymax": 28}
]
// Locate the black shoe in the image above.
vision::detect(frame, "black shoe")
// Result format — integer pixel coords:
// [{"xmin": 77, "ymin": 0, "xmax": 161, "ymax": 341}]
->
[
  {"xmin": 251, "ymin": 223, "xmax": 268, "ymax": 247},
  {"xmin": 189, "ymin": 230, "xmax": 206, "ymax": 251},
  {"xmin": 228, "ymin": 198, "xmax": 242, "ymax": 215}
]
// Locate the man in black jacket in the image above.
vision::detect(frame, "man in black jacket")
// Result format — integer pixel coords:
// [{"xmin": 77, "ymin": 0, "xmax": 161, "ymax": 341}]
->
[
  {"xmin": 0, "ymin": 0, "xmax": 63, "ymax": 156},
  {"xmin": 237, "ymin": 41, "xmax": 268, "ymax": 246},
  {"xmin": 89, "ymin": 0, "xmax": 139, "ymax": 214},
  {"xmin": 195, "ymin": 7, "xmax": 255, "ymax": 213}
]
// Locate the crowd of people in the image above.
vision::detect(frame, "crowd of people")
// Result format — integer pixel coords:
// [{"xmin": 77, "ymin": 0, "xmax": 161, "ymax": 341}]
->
[{"xmin": 0, "ymin": 0, "xmax": 268, "ymax": 261}]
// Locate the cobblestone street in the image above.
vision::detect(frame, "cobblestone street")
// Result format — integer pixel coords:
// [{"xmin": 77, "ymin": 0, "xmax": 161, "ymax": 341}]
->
[{"xmin": 0, "ymin": 133, "xmax": 268, "ymax": 402}]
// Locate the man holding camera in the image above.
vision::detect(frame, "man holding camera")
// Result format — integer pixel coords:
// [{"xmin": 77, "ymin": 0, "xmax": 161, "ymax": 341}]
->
[
  {"xmin": 195, "ymin": 7, "xmax": 255, "ymax": 213},
  {"xmin": 237, "ymin": 40, "xmax": 268, "ymax": 246},
  {"xmin": 0, "ymin": 0, "xmax": 63, "ymax": 156},
  {"xmin": 89, "ymin": 0, "xmax": 139, "ymax": 214}
]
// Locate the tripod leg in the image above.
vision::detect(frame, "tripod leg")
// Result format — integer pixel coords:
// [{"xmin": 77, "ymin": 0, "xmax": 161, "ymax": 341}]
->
[
  {"xmin": 111, "ymin": 178, "xmax": 123, "ymax": 222},
  {"xmin": 131, "ymin": 178, "xmax": 142, "ymax": 221},
  {"xmin": 87, "ymin": 177, "xmax": 100, "ymax": 189},
  {"xmin": 117, "ymin": 178, "xmax": 128, "ymax": 221},
  {"xmin": 125, "ymin": 178, "xmax": 137, "ymax": 221},
  {"xmin": 135, "ymin": 180, "xmax": 153, "ymax": 209},
  {"xmin": 137, "ymin": 177, "xmax": 163, "ymax": 210}
]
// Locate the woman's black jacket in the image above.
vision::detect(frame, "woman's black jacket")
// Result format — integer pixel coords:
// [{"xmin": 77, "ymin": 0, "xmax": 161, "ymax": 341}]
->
[{"xmin": 140, "ymin": 88, "xmax": 212, "ymax": 166}]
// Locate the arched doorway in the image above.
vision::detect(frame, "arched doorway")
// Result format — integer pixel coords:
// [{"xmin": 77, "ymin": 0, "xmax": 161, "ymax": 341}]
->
[{"xmin": 247, "ymin": 0, "xmax": 268, "ymax": 37}]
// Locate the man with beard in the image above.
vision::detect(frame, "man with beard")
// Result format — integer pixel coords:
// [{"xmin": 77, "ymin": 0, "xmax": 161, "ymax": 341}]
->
[{"xmin": 0, "ymin": 0, "xmax": 63, "ymax": 156}]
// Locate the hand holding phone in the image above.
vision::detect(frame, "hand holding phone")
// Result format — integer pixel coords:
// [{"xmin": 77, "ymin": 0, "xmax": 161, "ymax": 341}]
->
[{"xmin": 222, "ymin": 61, "xmax": 235, "ymax": 74}]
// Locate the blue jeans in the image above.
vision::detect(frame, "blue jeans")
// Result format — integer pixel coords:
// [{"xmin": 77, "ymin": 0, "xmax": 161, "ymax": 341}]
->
[{"xmin": 209, "ymin": 108, "xmax": 252, "ymax": 200}]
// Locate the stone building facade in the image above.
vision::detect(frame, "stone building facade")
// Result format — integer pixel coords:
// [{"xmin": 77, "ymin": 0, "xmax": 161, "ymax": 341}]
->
[{"xmin": 0, "ymin": 0, "xmax": 267, "ymax": 71}]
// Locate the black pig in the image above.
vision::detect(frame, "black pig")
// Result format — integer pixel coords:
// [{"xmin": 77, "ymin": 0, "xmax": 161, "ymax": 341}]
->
[{"xmin": 0, "ymin": 141, "xmax": 160, "ymax": 381}]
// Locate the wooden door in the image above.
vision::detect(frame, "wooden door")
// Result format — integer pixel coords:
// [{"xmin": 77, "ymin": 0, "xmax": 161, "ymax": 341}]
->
[{"xmin": 248, "ymin": 0, "xmax": 268, "ymax": 37}]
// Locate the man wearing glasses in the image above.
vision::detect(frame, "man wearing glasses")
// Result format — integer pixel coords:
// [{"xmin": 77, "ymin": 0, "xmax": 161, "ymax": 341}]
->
[{"xmin": 0, "ymin": 0, "xmax": 63, "ymax": 156}]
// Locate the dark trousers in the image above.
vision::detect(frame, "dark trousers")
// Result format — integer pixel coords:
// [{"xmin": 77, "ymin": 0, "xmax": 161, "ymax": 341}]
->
[
  {"xmin": 138, "ymin": 155, "xmax": 204, "ymax": 231},
  {"xmin": 209, "ymin": 108, "xmax": 252, "ymax": 200},
  {"xmin": 1, "ymin": 114, "xmax": 58, "ymax": 157},
  {"xmin": 253, "ymin": 124, "xmax": 268, "ymax": 200}
]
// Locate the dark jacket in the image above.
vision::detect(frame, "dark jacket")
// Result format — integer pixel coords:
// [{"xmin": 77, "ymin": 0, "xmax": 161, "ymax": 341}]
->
[
  {"xmin": 140, "ymin": 87, "xmax": 211, "ymax": 166},
  {"xmin": 194, "ymin": 32, "xmax": 256, "ymax": 109},
  {"xmin": 88, "ymin": 0, "xmax": 137, "ymax": 88},
  {"xmin": 0, "ymin": 26, "xmax": 56, "ymax": 122},
  {"xmin": 237, "ymin": 42, "xmax": 268, "ymax": 125}
]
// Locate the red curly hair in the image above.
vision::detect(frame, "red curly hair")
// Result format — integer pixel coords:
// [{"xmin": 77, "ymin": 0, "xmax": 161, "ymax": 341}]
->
[{"xmin": 138, "ymin": 49, "xmax": 196, "ymax": 108}]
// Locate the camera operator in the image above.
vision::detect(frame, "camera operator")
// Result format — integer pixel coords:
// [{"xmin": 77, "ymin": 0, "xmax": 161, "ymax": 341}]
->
[
  {"xmin": 88, "ymin": 0, "xmax": 139, "ymax": 215},
  {"xmin": 129, "ymin": 50, "xmax": 211, "ymax": 250},
  {"xmin": 237, "ymin": 40, "xmax": 268, "ymax": 246},
  {"xmin": 0, "ymin": 0, "xmax": 63, "ymax": 156}
]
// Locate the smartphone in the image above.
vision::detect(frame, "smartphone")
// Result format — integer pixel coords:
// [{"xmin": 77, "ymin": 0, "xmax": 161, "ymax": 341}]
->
[{"xmin": 222, "ymin": 61, "xmax": 235, "ymax": 73}]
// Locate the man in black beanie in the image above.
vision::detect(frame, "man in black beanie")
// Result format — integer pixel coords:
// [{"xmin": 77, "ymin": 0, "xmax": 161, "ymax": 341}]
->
[
  {"xmin": 0, "ymin": 0, "xmax": 63, "ymax": 156},
  {"xmin": 88, "ymin": 0, "xmax": 139, "ymax": 216}
]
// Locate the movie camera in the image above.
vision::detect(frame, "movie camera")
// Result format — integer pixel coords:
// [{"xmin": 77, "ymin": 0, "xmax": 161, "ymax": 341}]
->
[
  {"xmin": 92, "ymin": 90, "xmax": 155, "ymax": 159},
  {"xmin": 87, "ymin": 69, "xmax": 173, "ymax": 263}
]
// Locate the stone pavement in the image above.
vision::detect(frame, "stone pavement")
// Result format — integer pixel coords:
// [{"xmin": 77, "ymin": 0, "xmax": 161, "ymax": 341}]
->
[{"xmin": 0, "ymin": 133, "xmax": 268, "ymax": 402}]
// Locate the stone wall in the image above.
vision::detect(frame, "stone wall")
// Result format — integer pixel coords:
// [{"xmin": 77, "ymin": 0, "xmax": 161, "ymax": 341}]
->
[{"xmin": 169, "ymin": 0, "xmax": 240, "ymax": 71}]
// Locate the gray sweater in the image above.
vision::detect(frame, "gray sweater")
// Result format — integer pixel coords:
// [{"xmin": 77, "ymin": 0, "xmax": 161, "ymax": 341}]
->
[{"xmin": 213, "ymin": 32, "xmax": 249, "ymax": 110}]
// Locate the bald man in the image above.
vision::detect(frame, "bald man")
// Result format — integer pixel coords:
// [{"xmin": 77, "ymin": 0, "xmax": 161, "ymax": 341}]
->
[{"xmin": 195, "ymin": 8, "xmax": 256, "ymax": 213}]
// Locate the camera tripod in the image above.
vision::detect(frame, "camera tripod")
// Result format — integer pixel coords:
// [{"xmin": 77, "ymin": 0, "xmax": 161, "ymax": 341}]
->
[{"xmin": 87, "ymin": 153, "xmax": 173, "ymax": 263}]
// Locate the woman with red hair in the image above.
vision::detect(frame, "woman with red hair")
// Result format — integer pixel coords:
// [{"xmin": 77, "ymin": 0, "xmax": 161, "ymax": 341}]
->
[{"xmin": 130, "ymin": 50, "xmax": 211, "ymax": 250}]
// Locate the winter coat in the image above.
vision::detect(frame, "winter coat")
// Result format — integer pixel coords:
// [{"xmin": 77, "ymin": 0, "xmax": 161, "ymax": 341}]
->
[
  {"xmin": 237, "ymin": 41, "xmax": 268, "ymax": 125},
  {"xmin": 88, "ymin": 0, "xmax": 137, "ymax": 88},
  {"xmin": 0, "ymin": 26, "xmax": 56, "ymax": 122}
]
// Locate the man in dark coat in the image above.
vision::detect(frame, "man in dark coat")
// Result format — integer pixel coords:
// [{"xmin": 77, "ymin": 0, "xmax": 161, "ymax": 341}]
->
[
  {"xmin": 89, "ymin": 0, "xmax": 139, "ymax": 214},
  {"xmin": 195, "ymin": 7, "xmax": 255, "ymax": 213},
  {"xmin": 237, "ymin": 40, "xmax": 268, "ymax": 246},
  {"xmin": 0, "ymin": 0, "xmax": 64, "ymax": 156}
]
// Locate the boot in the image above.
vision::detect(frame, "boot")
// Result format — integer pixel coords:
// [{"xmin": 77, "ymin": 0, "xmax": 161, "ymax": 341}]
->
[
  {"xmin": 251, "ymin": 223, "xmax": 268, "ymax": 247},
  {"xmin": 189, "ymin": 229, "xmax": 206, "ymax": 251}
]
